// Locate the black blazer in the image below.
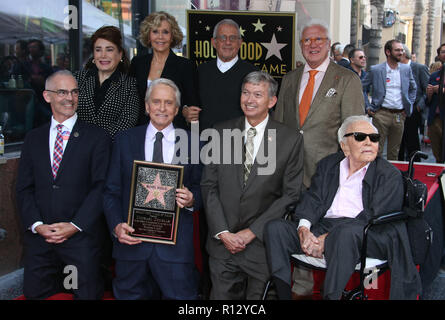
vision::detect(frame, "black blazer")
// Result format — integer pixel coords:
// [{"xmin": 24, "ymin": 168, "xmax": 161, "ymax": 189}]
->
[
  {"xmin": 130, "ymin": 50, "xmax": 199, "ymax": 129},
  {"xmin": 74, "ymin": 69, "xmax": 140, "ymax": 139},
  {"xmin": 16, "ymin": 119, "xmax": 112, "ymax": 246}
]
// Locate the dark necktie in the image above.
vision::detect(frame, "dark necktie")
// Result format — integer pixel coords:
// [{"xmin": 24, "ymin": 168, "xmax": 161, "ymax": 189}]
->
[{"xmin": 152, "ymin": 131, "xmax": 164, "ymax": 163}]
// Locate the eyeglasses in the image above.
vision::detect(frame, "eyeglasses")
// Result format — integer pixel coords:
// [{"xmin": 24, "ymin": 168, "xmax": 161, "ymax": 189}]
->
[
  {"xmin": 46, "ymin": 89, "xmax": 80, "ymax": 98},
  {"xmin": 358, "ymin": 55, "xmax": 367, "ymax": 59},
  {"xmin": 215, "ymin": 35, "xmax": 240, "ymax": 42},
  {"xmin": 300, "ymin": 37, "xmax": 329, "ymax": 46},
  {"xmin": 344, "ymin": 132, "xmax": 380, "ymax": 143}
]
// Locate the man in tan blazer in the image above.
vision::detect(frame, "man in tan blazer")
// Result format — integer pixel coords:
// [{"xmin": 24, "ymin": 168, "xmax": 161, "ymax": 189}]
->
[{"xmin": 274, "ymin": 19, "xmax": 365, "ymax": 189}]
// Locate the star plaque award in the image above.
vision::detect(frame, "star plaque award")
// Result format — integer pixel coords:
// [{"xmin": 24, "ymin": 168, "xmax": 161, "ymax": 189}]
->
[{"xmin": 127, "ymin": 160, "xmax": 184, "ymax": 245}]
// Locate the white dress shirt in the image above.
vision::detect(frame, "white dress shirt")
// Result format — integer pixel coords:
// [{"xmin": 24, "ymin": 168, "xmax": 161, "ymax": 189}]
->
[
  {"xmin": 144, "ymin": 122, "xmax": 176, "ymax": 163},
  {"xmin": 382, "ymin": 62, "xmax": 403, "ymax": 110},
  {"xmin": 31, "ymin": 113, "xmax": 81, "ymax": 234},
  {"xmin": 217, "ymin": 55, "xmax": 239, "ymax": 73},
  {"xmin": 299, "ymin": 57, "xmax": 331, "ymax": 104},
  {"xmin": 144, "ymin": 122, "xmax": 194, "ymax": 212}
]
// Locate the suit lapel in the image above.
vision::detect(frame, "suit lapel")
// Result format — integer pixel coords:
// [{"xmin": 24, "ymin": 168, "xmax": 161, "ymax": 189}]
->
[
  {"xmin": 40, "ymin": 123, "xmax": 54, "ymax": 181},
  {"xmin": 132, "ymin": 124, "xmax": 148, "ymax": 161},
  {"xmin": 380, "ymin": 64, "xmax": 387, "ymax": 95},
  {"xmin": 291, "ymin": 67, "xmax": 304, "ymax": 127},
  {"xmin": 232, "ymin": 117, "xmax": 245, "ymax": 190}
]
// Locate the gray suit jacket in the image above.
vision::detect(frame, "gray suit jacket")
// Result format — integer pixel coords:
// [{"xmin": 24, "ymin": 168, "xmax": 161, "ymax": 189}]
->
[
  {"xmin": 201, "ymin": 116, "xmax": 303, "ymax": 268},
  {"xmin": 362, "ymin": 62, "xmax": 417, "ymax": 116},
  {"xmin": 409, "ymin": 62, "xmax": 430, "ymax": 111},
  {"xmin": 273, "ymin": 61, "xmax": 365, "ymax": 188}
]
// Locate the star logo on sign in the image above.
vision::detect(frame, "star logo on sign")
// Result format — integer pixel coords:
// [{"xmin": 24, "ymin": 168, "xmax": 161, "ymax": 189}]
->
[
  {"xmin": 261, "ymin": 33, "xmax": 287, "ymax": 61},
  {"xmin": 277, "ymin": 26, "xmax": 283, "ymax": 32},
  {"xmin": 239, "ymin": 26, "xmax": 246, "ymax": 37},
  {"xmin": 205, "ymin": 25, "xmax": 210, "ymax": 31},
  {"xmin": 252, "ymin": 19, "xmax": 266, "ymax": 32},
  {"xmin": 141, "ymin": 173, "xmax": 174, "ymax": 207}
]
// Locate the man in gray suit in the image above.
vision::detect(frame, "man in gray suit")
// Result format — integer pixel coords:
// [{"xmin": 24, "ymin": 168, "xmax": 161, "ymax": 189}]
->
[
  {"xmin": 362, "ymin": 39, "xmax": 417, "ymax": 160},
  {"xmin": 274, "ymin": 19, "xmax": 365, "ymax": 189},
  {"xmin": 201, "ymin": 71, "xmax": 304, "ymax": 299},
  {"xmin": 398, "ymin": 45, "xmax": 430, "ymax": 161}
]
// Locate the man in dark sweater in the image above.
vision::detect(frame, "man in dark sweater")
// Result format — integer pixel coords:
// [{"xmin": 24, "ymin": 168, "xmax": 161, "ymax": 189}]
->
[{"xmin": 198, "ymin": 18, "xmax": 258, "ymax": 131}]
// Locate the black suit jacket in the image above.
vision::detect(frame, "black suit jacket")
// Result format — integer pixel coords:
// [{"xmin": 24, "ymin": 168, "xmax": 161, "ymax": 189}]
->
[
  {"xmin": 129, "ymin": 50, "xmax": 199, "ymax": 129},
  {"xmin": 16, "ymin": 119, "xmax": 111, "ymax": 246}
]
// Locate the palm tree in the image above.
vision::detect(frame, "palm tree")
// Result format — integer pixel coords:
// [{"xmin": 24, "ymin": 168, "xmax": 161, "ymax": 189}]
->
[
  {"xmin": 425, "ymin": 0, "xmax": 435, "ymax": 66},
  {"xmin": 367, "ymin": 0, "xmax": 385, "ymax": 67},
  {"xmin": 350, "ymin": 0, "xmax": 358, "ymax": 46},
  {"xmin": 412, "ymin": 0, "xmax": 424, "ymax": 58}
]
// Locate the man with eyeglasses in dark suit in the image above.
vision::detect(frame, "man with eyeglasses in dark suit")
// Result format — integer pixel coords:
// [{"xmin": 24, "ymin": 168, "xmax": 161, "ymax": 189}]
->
[{"xmin": 16, "ymin": 70, "xmax": 111, "ymax": 299}]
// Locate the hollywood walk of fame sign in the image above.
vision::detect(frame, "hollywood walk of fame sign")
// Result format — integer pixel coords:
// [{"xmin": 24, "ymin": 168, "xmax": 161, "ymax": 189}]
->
[
  {"xmin": 127, "ymin": 161, "xmax": 184, "ymax": 245},
  {"xmin": 187, "ymin": 10, "xmax": 296, "ymax": 84}
]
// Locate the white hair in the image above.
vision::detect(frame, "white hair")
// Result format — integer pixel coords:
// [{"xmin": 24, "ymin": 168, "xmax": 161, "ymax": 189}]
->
[
  {"xmin": 300, "ymin": 19, "xmax": 331, "ymax": 41},
  {"xmin": 145, "ymin": 78, "xmax": 181, "ymax": 107},
  {"xmin": 337, "ymin": 115, "xmax": 378, "ymax": 144}
]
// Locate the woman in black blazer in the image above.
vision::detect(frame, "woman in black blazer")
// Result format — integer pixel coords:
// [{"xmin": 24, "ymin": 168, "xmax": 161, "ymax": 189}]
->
[
  {"xmin": 130, "ymin": 11, "xmax": 200, "ymax": 129},
  {"xmin": 75, "ymin": 26, "xmax": 140, "ymax": 139}
]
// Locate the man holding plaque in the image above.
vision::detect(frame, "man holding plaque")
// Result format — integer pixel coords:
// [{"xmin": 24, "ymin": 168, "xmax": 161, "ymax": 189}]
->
[
  {"xmin": 103, "ymin": 78, "xmax": 202, "ymax": 300},
  {"xmin": 201, "ymin": 71, "xmax": 304, "ymax": 299}
]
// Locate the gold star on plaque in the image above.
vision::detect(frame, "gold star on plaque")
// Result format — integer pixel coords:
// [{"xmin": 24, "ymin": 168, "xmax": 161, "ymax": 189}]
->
[{"xmin": 252, "ymin": 19, "xmax": 266, "ymax": 32}]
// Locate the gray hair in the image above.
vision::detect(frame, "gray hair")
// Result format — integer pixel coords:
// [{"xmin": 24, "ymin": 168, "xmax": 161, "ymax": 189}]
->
[
  {"xmin": 300, "ymin": 19, "xmax": 331, "ymax": 41},
  {"xmin": 334, "ymin": 44, "xmax": 345, "ymax": 54},
  {"xmin": 242, "ymin": 71, "xmax": 278, "ymax": 97},
  {"xmin": 45, "ymin": 70, "xmax": 76, "ymax": 90},
  {"xmin": 403, "ymin": 44, "xmax": 411, "ymax": 59},
  {"xmin": 337, "ymin": 115, "xmax": 378, "ymax": 144},
  {"xmin": 145, "ymin": 78, "xmax": 181, "ymax": 107},
  {"xmin": 213, "ymin": 19, "xmax": 241, "ymax": 38}
]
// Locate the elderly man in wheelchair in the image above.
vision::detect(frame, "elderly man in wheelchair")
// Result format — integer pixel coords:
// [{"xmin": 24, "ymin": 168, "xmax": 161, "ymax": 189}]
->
[{"xmin": 264, "ymin": 115, "xmax": 422, "ymax": 300}]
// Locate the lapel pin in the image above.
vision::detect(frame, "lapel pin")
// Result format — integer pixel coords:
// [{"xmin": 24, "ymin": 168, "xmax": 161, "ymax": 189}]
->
[{"xmin": 73, "ymin": 132, "xmax": 79, "ymax": 138}]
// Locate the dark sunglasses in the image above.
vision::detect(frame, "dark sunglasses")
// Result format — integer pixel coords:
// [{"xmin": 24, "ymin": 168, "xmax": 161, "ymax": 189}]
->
[{"xmin": 344, "ymin": 132, "xmax": 380, "ymax": 143}]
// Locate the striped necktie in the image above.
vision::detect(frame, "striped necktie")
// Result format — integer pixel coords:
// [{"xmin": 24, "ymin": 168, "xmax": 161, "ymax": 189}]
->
[
  {"xmin": 52, "ymin": 124, "xmax": 64, "ymax": 179},
  {"xmin": 244, "ymin": 127, "xmax": 257, "ymax": 185}
]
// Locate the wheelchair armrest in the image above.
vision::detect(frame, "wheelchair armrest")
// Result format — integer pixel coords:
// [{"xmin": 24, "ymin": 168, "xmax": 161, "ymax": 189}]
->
[{"xmin": 368, "ymin": 211, "xmax": 407, "ymax": 226}]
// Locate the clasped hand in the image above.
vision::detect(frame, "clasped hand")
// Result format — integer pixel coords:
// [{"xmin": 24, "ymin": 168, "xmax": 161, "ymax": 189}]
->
[
  {"xmin": 35, "ymin": 222, "xmax": 78, "ymax": 244},
  {"xmin": 298, "ymin": 227, "xmax": 327, "ymax": 259},
  {"xmin": 219, "ymin": 229, "xmax": 256, "ymax": 255}
]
